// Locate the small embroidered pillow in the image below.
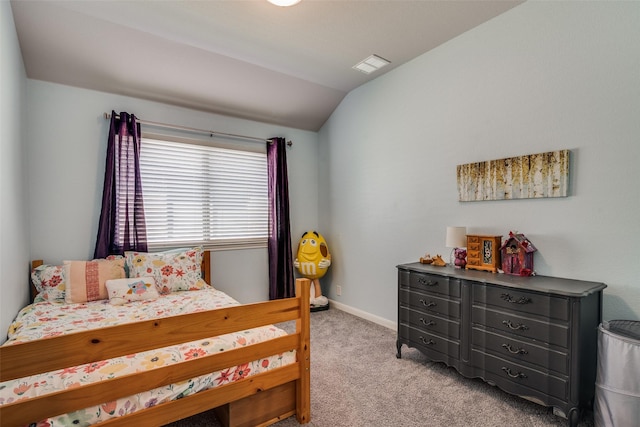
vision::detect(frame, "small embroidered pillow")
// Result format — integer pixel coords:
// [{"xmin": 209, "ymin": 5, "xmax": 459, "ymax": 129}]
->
[{"xmin": 106, "ymin": 277, "xmax": 159, "ymax": 305}]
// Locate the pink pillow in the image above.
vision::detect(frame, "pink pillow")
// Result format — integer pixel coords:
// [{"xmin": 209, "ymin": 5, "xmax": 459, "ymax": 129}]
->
[{"xmin": 63, "ymin": 258, "xmax": 126, "ymax": 303}]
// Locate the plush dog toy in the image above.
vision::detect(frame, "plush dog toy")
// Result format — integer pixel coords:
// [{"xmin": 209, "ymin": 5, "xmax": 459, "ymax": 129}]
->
[{"xmin": 294, "ymin": 230, "xmax": 331, "ymax": 309}]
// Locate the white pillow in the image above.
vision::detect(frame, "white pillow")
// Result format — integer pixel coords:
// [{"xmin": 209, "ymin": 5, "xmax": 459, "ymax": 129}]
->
[{"xmin": 106, "ymin": 277, "xmax": 159, "ymax": 305}]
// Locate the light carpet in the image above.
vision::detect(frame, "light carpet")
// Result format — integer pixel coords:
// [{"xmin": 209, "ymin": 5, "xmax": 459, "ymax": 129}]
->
[{"xmin": 166, "ymin": 308, "xmax": 595, "ymax": 427}]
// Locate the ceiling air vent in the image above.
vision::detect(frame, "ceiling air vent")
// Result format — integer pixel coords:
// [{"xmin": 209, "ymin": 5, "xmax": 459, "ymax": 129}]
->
[{"xmin": 353, "ymin": 54, "xmax": 390, "ymax": 74}]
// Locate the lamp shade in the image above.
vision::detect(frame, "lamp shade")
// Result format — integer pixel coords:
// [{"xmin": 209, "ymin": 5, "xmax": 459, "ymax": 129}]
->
[{"xmin": 446, "ymin": 226, "xmax": 467, "ymax": 248}]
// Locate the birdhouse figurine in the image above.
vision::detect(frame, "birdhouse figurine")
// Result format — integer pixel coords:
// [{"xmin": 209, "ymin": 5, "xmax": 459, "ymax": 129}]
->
[{"xmin": 500, "ymin": 231, "xmax": 537, "ymax": 276}]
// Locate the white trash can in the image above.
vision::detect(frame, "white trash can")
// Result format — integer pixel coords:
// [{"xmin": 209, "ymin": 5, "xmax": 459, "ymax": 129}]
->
[{"xmin": 594, "ymin": 320, "xmax": 640, "ymax": 427}]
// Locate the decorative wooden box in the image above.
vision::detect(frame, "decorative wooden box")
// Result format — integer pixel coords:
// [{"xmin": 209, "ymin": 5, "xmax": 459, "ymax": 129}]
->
[{"xmin": 466, "ymin": 235, "xmax": 502, "ymax": 273}]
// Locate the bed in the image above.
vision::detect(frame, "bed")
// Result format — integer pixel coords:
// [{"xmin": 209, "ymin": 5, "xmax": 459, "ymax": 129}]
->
[{"xmin": 0, "ymin": 248, "xmax": 311, "ymax": 427}]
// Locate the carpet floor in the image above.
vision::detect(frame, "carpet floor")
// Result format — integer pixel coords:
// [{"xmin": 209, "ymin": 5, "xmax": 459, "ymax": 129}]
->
[{"xmin": 166, "ymin": 308, "xmax": 595, "ymax": 427}]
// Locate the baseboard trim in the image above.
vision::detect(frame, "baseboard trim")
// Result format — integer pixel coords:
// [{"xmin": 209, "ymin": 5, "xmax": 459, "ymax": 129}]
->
[{"xmin": 327, "ymin": 299, "xmax": 396, "ymax": 331}]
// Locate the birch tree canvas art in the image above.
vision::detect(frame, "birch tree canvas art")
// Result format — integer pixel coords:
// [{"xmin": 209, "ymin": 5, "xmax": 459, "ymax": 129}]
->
[{"xmin": 457, "ymin": 150, "xmax": 569, "ymax": 202}]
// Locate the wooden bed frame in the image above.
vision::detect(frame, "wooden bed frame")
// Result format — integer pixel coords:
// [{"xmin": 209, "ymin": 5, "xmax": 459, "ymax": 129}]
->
[{"xmin": 0, "ymin": 251, "xmax": 311, "ymax": 427}]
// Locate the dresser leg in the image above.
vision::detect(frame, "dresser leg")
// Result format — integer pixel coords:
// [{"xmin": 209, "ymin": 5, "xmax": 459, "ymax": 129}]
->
[
  {"xmin": 396, "ymin": 340, "xmax": 402, "ymax": 358},
  {"xmin": 567, "ymin": 407, "xmax": 579, "ymax": 427}
]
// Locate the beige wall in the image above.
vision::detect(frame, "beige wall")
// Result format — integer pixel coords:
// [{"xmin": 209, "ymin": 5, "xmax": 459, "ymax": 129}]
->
[
  {"xmin": 1, "ymin": 0, "xmax": 31, "ymax": 342},
  {"xmin": 319, "ymin": 1, "xmax": 640, "ymax": 324}
]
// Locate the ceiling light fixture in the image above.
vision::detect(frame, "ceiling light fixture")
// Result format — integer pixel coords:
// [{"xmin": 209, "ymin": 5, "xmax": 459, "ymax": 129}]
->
[
  {"xmin": 353, "ymin": 54, "xmax": 390, "ymax": 74},
  {"xmin": 267, "ymin": 0, "xmax": 302, "ymax": 6}
]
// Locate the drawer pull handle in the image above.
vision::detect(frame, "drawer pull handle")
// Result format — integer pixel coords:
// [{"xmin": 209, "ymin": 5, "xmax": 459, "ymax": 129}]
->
[
  {"xmin": 419, "ymin": 299, "xmax": 437, "ymax": 308},
  {"xmin": 500, "ymin": 293, "xmax": 532, "ymax": 304},
  {"xmin": 502, "ymin": 320, "xmax": 529, "ymax": 331},
  {"xmin": 501, "ymin": 367, "xmax": 527, "ymax": 379},
  {"xmin": 418, "ymin": 277, "xmax": 438, "ymax": 286},
  {"xmin": 419, "ymin": 318, "xmax": 436, "ymax": 327},
  {"xmin": 419, "ymin": 336, "xmax": 435, "ymax": 345},
  {"xmin": 502, "ymin": 343, "xmax": 528, "ymax": 355}
]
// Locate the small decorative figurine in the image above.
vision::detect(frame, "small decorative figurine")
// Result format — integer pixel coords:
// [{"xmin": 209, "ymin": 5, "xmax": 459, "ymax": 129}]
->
[
  {"xmin": 419, "ymin": 253, "xmax": 446, "ymax": 266},
  {"xmin": 431, "ymin": 254, "xmax": 446, "ymax": 267},
  {"xmin": 500, "ymin": 231, "xmax": 537, "ymax": 276},
  {"xmin": 419, "ymin": 253, "xmax": 434, "ymax": 264},
  {"xmin": 453, "ymin": 248, "xmax": 467, "ymax": 269}
]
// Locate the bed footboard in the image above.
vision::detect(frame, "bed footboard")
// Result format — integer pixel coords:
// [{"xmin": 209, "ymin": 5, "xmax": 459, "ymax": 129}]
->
[{"xmin": 0, "ymin": 278, "xmax": 311, "ymax": 426}]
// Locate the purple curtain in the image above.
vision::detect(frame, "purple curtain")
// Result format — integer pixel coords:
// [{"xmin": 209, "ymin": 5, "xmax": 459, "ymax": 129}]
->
[
  {"xmin": 94, "ymin": 111, "xmax": 147, "ymax": 258},
  {"xmin": 267, "ymin": 137, "xmax": 295, "ymax": 300}
]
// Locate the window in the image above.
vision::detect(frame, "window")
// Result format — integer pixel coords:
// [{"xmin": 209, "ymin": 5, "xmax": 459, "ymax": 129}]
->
[{"xmin": 139, "ymin": 134, "xmax": 268, "ymax": 250}]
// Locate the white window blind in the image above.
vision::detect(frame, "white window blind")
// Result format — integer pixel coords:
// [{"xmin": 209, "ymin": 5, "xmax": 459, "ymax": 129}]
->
[{"xmin": 139, "ymin": 135, "xmax": 268, "ymax": 250}]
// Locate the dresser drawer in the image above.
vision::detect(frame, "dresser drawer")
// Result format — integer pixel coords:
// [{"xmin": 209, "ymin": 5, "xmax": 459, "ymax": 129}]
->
[
  {"xmin": 474, "ymin": 285, "xmax": 569, "ymax": 322},
  {"xmin": 467, "ymin": 238, "xmax": 480, "ymax": 261},
  {"xmin": 400, "ymin": 324, "xmax": 460, "ymax": 360},
  {"xmin": 471, "ymin": 350, "xmax": 568, "ymax": 401},
  {"xmin": 400, "ymin": 289, "xmax": 461, "ymax": 319},
  {"xmin": 400, "ymin": 307, "xmax": 460, "ymax": 340},
  {"xmin": 466, "ymin": 255, "xmax": 480, "ymax": 266},
  {"xmin": 409, "ymin": 272, "xmax": 460, "ymax": 298},
  {"xmin": 468, "ymin": 235, "xmax": 481, "ymax": 246},
  {"xmin": 472, "ymin": 306, "xmax": 569, "ymax": 348},
  {"xmin": 471, "ymin": 327, "xmax": 568, "ymax": 375}
]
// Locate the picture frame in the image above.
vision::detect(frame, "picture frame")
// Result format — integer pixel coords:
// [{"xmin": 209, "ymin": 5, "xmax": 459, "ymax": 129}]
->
[{"xmin": 457, "ymin": 150, "xmax": 569, "ymax": 202}]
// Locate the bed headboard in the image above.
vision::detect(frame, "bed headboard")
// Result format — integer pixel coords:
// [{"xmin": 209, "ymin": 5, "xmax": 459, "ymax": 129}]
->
[
  {"xmin": 201, "ymin": 250, "xmax": 211, "ymax": 284},
  {"xmin": 30, "ymin": 250, "xmax": 212, "ymax": 302}
]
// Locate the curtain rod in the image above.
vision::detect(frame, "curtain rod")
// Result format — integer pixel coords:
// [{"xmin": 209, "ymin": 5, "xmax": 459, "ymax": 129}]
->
[{"xmin": 103, "ymin": 112, "xmax": 292, "ymax": 146}]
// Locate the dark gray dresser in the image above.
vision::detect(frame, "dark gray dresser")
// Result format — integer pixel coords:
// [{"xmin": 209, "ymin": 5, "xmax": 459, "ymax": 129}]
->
[{"xmin": 396, "ymin": 263, "xmax": 606, "ymax": 427}]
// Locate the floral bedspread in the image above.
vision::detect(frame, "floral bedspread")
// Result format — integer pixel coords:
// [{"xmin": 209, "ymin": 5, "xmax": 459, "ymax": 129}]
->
[{"xmin": 0, "ymin": 288, "xmax": 295, "ymax": 426}]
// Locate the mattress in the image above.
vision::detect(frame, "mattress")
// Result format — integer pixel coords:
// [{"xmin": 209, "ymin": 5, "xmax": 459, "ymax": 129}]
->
[{"xmin": 0, "ymin": 287, "xmax": 295, "ymax": 426}]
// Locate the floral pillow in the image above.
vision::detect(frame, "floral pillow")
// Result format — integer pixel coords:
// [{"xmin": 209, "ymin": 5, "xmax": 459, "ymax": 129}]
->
[
  {"xmin": 106, "ymin": 277, "xmax": 159, "ymax": 305},
  {"xmin": 125, "ymin": 246, "xmax": 209, "ymax": 294},
  {"xmin": 31, "ymin": 264, "xmax": 66, "ymax": 301},
  {"xmin": 64, "ymin": 258, "xmax": 126, "ymax": 303}
]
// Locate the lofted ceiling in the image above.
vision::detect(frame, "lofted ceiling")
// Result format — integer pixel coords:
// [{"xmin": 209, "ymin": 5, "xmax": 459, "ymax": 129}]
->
[{"xmin": 11, "ymin": 0, "xmax": 523, "ymax": 131}]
